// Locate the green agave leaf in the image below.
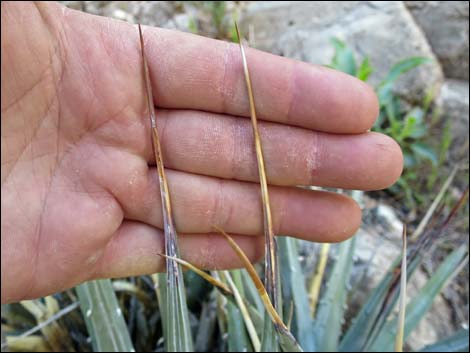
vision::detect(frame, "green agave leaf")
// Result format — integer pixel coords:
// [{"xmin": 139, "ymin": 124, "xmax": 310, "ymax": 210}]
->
[
  {"xmin": 261, "ymin": 316, "xmax": 279, "ymax": 352},
  {"xmin": 314, "ymin": 237, "xmax": 356, "ymax": 352},
  {"xmin": 368, "ymin": 245, "xmax": 468, "ymax": 352},
  {"xmin": 76, "ymin": 280, "xmax": 134, "ymax": 352},
  {"xmin": 158, "ymin": 271, "xmax": 193, "ymax": 352},
  {"xmin": 419, "ymin": 329, "xmax": 469, "ymax": 352},
  {"xmin": 242, "ymin": 269, "xmax": 265, "ymax": 315},
  {"xmin": 276, "ymin": 325, "xmax": 304, "ymax": 352},
  {"xmin": 278, "ymin": 237, "xmax": 315, "ymax": 351},
  {"xmin": 339, "ymin": 249, "xmax": 421, "ymax": 352},
  {"xmin": 195, "ymin": 300, "xmax": 217, "ymax": 352},
  {"xmin": 225, "ymin": 271, "xmax": 253, "ymax": 352}
]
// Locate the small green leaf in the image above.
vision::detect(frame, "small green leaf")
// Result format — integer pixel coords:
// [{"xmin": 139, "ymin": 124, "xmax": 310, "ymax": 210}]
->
[
  {"xmin": 188, "ymin": 17, "xmax": 198, "ymax": 34},
  {"xmin": 377, "ymin": 57, "xmax": 430, "ymax": 111},
  {"xmin": 410, "ymin": 143, "xmax": 438, "ymax": 166},
  {"xmin": 399, "ymin": 116, "xmax": 417, "ymax": 141},
  {"xmin": 357, "ymin": 57, "xmax": 373, "ymax": 81},
  {"xmin": 379, "ymin": 57, "xmax": 432, "ymax": 87},
  {"xmin": 330, "ymin": 38, "xmax": 357, "ymax": 76},
  {"xmin": 403, "ymin": 151, "xmax": 418, "ymax": 168}
]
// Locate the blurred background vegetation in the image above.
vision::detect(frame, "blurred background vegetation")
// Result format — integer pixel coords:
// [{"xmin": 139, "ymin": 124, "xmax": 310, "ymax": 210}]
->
[{"xmin": 2, "ymin": 1, "xmax": 469, "ymax": 352}]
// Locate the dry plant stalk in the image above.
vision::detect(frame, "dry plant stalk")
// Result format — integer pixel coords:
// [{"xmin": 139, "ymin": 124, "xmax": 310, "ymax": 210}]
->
[
  {"xmin": 222, "ymin": 271, "xmax": 262, "ymax": 352},
  {"xmin": 234, "ymin": 22, "xmax": 279, "ymax": 310},
  {"xmin": 158, "ymin": 254, "xmax": 233, "ymax": 296},
  {"xmin": 395, "ymin": 225, "xmax": 407, "ymax": 352},
  {"xmin": 139, "ymin": 25, "xmax": 193, "ymax": 351},
  {"xmin": 214, "ymin": 226, "xmax": 285, "ymax": 330},
  {"xmin": 214, "ymin": 227, "xmax": 303, "ymax": 351},
  {"xmin": 309, "ymin": 242, "xmax": 330, "ymax": 317},
  {"xmin": 138, "ymin": 24, "xmax": 179, "ymax": 277}
]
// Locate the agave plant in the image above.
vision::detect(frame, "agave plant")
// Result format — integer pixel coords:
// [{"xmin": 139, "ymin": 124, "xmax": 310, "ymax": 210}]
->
[{"xmin": 2, "ymin": 23, "xmax": 468, "ymax": 353}]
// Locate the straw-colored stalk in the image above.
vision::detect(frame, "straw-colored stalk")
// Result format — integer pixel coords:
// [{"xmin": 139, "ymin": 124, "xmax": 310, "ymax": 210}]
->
[
  {"xmin": 214, "ymin": 226, "xmax": 303, "ymax": 351},
  {"xmin": 138, "ymin": 24, "xmax": 179, "ymax": 277},
  {"xmin": 233, "ymin": 21, "xmax": 279, "ymax": 311},
  {"xmin": 309, "ymin": 243, "xmax": 331, "ymax": 317},
  {"xmin": 410, "ymin": 166, "xmax": 458, "ymax": 241},
  {"xmin": 223, "ymin": 271, "xmax": 262, "ymax": 352},
  {"xmin": 138, "ymin": 24, "xmax": 192, "ymax": 352},
  {"xmin": 395, "ymin": 225, "xmax": 407, "ymax": 352},
  {"xmin": 158, "ymin": 254, "xmax": 232, "ymax": 296},
  {"xmin": 214, "ymin": 227, "xmax": 284, "ymax": 331}
]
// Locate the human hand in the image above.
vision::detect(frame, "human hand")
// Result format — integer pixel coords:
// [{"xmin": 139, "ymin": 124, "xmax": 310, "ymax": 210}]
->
[{"xmin": 1, "ymin": 1, "xmax": 402, "ymax": 303}]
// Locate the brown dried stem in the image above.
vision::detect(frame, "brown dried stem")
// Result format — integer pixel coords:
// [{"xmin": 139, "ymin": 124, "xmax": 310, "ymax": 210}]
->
[
  {"xmin": 234, "ymin": 21, "xmax": 279, "ymax": 311},
  {"xmin": 138, "ymin": 24, "xmax": 179, "ymax": 272}
]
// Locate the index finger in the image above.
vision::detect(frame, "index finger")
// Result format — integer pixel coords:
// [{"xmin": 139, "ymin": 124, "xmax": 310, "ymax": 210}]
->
[
  {"xmin": 62, "ymin": 4, "xmax": 379, "ymax": 133},
  {"xmin": 141, "ymin": 27, "xmax": 379, "ymax": 133}
]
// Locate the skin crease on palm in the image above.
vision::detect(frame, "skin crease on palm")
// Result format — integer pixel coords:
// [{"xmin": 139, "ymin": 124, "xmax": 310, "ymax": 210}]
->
[{"xmin": 0, "ymin": 1, "xmax": 403, "ymax": 304}]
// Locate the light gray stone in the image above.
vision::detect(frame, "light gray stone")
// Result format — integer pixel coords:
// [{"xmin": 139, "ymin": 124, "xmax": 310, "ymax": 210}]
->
[
  {"xmin": 406, "ymin": 1, "xmax": 469, "ymax": 80},
  {"xmin": 436, "ymin": 79, "xmax": 470, "ymax": 164},
  {"xmin": 407, "ymin": 268, "xmax": 455, "ymax": 350},
  {"xmin": 62, "ymin": 1, "xmax": 178, "ymax": 27},
  {"xmin": 240, "ymin": 1, "xmax": 444, "ymax": 104}
]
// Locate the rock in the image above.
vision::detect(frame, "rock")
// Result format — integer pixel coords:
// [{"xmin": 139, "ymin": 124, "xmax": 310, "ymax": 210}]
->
[
  {"xmin": 130, "ymin": 1, "xmax": 178, "ymax": 28},
  {"xmin": 240, "ymin": 1, "xmax": 444, "ymax": 104},
  {"xmin": 436, "ymin": 79, "xmax": 470, "ymax": 164},
  {"xmin": 61, "ymin": 1, "xmax": 179, "ymax": 27},
  {"xmin": 81, "ymin": 1, "xmax": 110, "ymax": 16},
  {"xmin": 406, "ymin": 268, "xmax": 455, "ymax": 350},
  {"xmin": 102, "ymin": 5, "xmax": 134, "ymax": 23},
  {"xmin": 166, "ymin": 13, "xmax": 193, "ymax": 33},
  {"xmin": 60, "ymin": 1, "xmax": 84, "ymax": 11},
  {"xmin": 405, "ymin": 1, "xmax": 469, "ymax": 80},
  {"xmin": 375, "ymin": 204, "xmax": 405, "ymax": 237}
]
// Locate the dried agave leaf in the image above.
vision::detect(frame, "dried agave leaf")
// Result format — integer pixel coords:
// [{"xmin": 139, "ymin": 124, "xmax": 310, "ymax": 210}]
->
[
  {"xmin": 214, "ymin": 226, "xmax": 303, "ymax": 352},
  {"xmin": 138, "ymin": 24, "xmax": 193, "ymax": 352},
  {"xmin": 395, "ymin": 226, "xmax": 407, "ymax": 352},
  {"xmin": 233, "ymin": 21, "xmax": 280, "ymax": 310}
]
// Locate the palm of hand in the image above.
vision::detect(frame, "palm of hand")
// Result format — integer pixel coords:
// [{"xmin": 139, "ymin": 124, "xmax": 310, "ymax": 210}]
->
[{"xmin": 1, "ymin": 2, "xmax": 402, "ymax": 303}]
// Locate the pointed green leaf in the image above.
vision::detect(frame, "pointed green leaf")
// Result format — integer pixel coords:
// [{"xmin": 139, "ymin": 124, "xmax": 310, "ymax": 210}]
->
[
  {"xmin": 410, "ymin": 143, "xmax": 438, "ymax": 166},
  {"xmin": 314, "ymin": 237, "xmax": 356, "ymax": 351},
  {"xmin": 419, "ymin": 329, "xmax": 469, "ymax": 352},
  {"xmin": 357, "ymin": 57, "xmax": 373, "ymax": 81},
  {"xmin": 278, "ymin": 237, "xmax": 315, "ymax": 351},
  {"xmin": 76, "ymin": 280, "xmax": 134, "ymax": 352},
  {"xmin": 380, "ymin": 57, "xmax": 432, "ymax": 87},
  {"xmin": 368, "ymin": 245, "xmax": 468, "ymax": 352},
  {"xmin": 330, "ymin": 38, "xmax": 357, "ymax": 76},
  {"xmin": 225, "ymin": 271, "xmax": 253, "ymax": 352},
  {"xmin": 377, "ymin": 57, "xmax": 431, "ymax": 109},
  {"xmin": 339, "ymin": 251, "xmax": 421, "ymax": 352}
]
